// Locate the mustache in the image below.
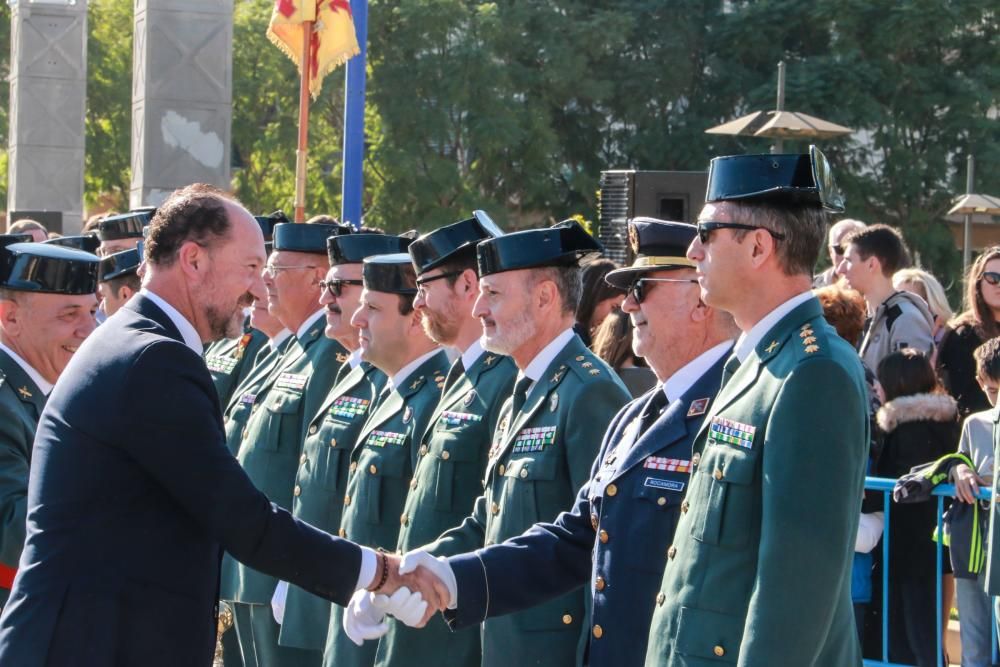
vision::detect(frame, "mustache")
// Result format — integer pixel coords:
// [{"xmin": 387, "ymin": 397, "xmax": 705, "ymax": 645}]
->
[
  {"xmin": 326, "ymin": 303, "xmax": 342, "ymax": 315},
  {"xmin": 237, "ymin": 292, "xmax": 254, "ymax": 308}
]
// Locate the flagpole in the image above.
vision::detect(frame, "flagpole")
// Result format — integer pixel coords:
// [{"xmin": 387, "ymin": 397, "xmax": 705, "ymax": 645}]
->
[
  {"xmin": 294, "ymin": 20, "xmax": 314, "ymax": 223},
  {"xmin": 341, "ymin": 0, "xmax": 368, "ymax": 229}
]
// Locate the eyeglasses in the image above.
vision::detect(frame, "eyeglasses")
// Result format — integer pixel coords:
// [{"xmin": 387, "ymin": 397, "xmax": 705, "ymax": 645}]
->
[
  {"xmin": 319, "ymin": 278, "xmax": 363, "ymax": 297},
  {"xmin": 830, "ymin": 244, "xmax": 845, "ymax": 256},
  {"xmin": 263, "ymin": 264, "xmax": 317, "ymax": 278},
  {"xmin": 415, "ymin": 269, "xmax": 464, "ymax": 296},
  {"xmin": 982, "ymin": 272, "xmax": 1000, "ymax": 286},
  {"xmin": 628, "ymin": 277, "xmax": 698, "ymax": 304},
  {"xmin": 696, "ymin": 221, "xmax": 787, "ymax": 245}
]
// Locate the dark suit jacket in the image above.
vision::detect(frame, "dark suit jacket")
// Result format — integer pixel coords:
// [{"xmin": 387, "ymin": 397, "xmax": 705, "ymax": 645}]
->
[{"xmin": 0, "ymin": 294, "xmax": 362, "ymax": 667}]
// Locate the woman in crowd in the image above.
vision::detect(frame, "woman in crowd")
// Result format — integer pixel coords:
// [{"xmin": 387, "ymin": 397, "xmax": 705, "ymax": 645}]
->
[
  {"xmin": 937, "ymin": 247, "xmax": 1000, "ymax": 417},
  {"xmin": 876, "ymin": 349, "xmax": 959, "ymax": 667},
  {"xmin": 591, "ymin": 306, "xmax": 656, "ymax": 398},
  {"xmin": 575, "ymin": 258, "xmax": 624, "ymax": 347},
  {"xmin": 893, "ymin": 268, "xmax": 953, "ymax": 350}
]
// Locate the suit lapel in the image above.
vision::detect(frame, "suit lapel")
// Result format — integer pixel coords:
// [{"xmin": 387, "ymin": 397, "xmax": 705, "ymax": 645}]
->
[{"xmin": 126, "ymin": 293, "xmax": 184, "ymax": 343}]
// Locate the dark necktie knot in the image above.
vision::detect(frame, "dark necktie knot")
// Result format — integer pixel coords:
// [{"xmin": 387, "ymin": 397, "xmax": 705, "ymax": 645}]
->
[
  {"xmin": 443, "ymin": 358, "xmax": 466, "ymax": 392},
  {"xmin": 511, "ymin": 376, "xmax": 533, "ymax": 415}
]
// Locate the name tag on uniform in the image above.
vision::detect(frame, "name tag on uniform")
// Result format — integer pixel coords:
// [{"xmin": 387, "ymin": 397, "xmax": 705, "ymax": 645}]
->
[
  {"xmin": 439, "ymin": 410, "xmax": 483, "ymax": 427},
  {"xmin": 367, "ymin": 430, "xmax": 405, "ymax": 447},
  {"xmin": 644, "ymin": 456, "xmax": 691, "ymax": 473},
  {"xmin": 240, "ymin": 392, "xmax": 256, "ymax": 405},
  {"xmin": 330, "ymin": 396, "xmax": 370, "ymax": 420},
  {"xmin": 708, "ymin": 416, "xmax": 756, "ymax": 449},
  {"xmin": 645, "ymin": 477, "xmax": 685, "ymax": 492},
  {"xmin": 510, "ymin": 426, "xmax": 557, "ymax": 454},
  {"xmin": 275, "ymin": 373, "xmax": 308, "ymax": 393},
  {"xmin": 206, "ymin": 355, "xmax": 238, "ymax": 374}
]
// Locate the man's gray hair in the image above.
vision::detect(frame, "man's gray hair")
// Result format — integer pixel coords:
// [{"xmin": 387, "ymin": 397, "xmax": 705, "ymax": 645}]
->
[
  {"xmin": 528, "ymin": 265, "xmax": 582, "ymax": 316},
  {"xmin": 728, "ymin": 201, "xmax": 828, "ymax": 277}
]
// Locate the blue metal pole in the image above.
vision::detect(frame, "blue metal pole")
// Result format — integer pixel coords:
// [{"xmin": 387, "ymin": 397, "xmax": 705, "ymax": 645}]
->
[
  {"xmin": 341, "ymin": 0, "xmax": 368, "ymax": 229},
  {"xmin": 935, "ymin": 496, "xmax": 943, "ymax": 667}
]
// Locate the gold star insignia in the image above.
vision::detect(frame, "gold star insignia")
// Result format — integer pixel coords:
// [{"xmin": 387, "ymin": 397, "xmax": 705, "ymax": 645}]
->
[
  {"xmin": 799, "ymin": 329, "xmax": 814, "ymax": 338},
  {"xmin": 484, "ymin": 355, "xmax": 496, "ymax": 366},
  {"xmin": 589, "ymin": 369, "xmax": 601, "ymax": 376},
  {"xmin": 765, "ymin": 341, "xmax": 779, "ymax": 354},
  {"xmin": 582, "ymin": 362, "xmax": 593, "ymax": 368},
  {"xmin": 17, "ymin": 386, "xmax": 32, "ymax": 400},
  {"xmin": 802, "ymin": 336, "xmax": 817, "ymax": 345},
  {"xmin": 410, "ymin": 377, "xmax": 424, "ymax": 389},
  {"xmin": 576, "ymin": 356, "xmax": 585, "ymax": 362},
  {"xmin": 805, "ymin": 345, "xmax": 820, "ymax": 354}
]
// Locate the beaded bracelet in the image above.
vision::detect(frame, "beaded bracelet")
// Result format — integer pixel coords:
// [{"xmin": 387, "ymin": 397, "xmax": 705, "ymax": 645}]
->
[{"xmin": 372, "ymin": 549, "xmax": 389, "ymax": 592}]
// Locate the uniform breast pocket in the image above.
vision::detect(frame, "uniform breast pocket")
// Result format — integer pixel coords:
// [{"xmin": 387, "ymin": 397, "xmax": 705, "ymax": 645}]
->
[
  {"xmin": 628, "ymin": 476, "xmax": 683, "ymax": 572},
  {"xmin": 689, "ymin": 445, "xmax": 756, "ymax": 548},
  {"xmin": 433, "ymin": 429, "xmax": 486, "ymax": 512},
  {"xmin": 260, "ymin": 390, "xmax": 303, "ymax": 451},
  {"xmin": 501, "ymin": 455, "xmax": 558, "ymax": 531},
  {"xmin": 360, "ymin": 446, "xmax": 407, "ymax": 525},
  {"xmin": 675, "ymin": 605, "xmax": 743, "ymax": 663},
  {"xmin": 315, "ymin": 419, "xmax": 351, "ymax": 493}
]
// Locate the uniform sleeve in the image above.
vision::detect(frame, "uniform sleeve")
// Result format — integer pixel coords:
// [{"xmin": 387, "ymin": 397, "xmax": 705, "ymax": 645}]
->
[
  {"xmin": 0, "ymin": 399, "xmax": 29, "ymax": 568},
  {"xmin": 738, "ymin": 358, "xmax": 867, "ymax": 665},
  {"xmin": 424, "ymin": 494, "xmax": 488, "ymax": 558},
  {"xmin": 118, "ymin": 341, "xmax": 363, "ymax": 606}
]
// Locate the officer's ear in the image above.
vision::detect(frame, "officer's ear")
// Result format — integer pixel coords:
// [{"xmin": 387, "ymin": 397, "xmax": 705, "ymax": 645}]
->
[
  {"xmin": 0, "ymin": 295, "xmax": 22, "ymax": 336},
  {"xmin": 690, "ymin": 298, "xmax": 711, "ymax": 323},
  {"xmin": 177, "ymin": 240, "xmax": 208, "ymax": 280},
  {"xmin": 534, "ymin": 277, "xmax": 559, "ymax": 315},
  {"xmin": 118, "ymin": 284, "xmax": 136, "ymax": 303},
  {"xmin": 748, "ymin": 229, "xmax": 777, "ymax": 269},
  {"xmin": 456, "ymin": 269, "xmax": 478, "ymax": 298}
]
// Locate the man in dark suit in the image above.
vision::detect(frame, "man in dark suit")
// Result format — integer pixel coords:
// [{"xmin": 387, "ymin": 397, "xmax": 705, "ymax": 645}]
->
[{"xmin": 0, "ymin": 185, "xmax": 440, "ymax": 667}]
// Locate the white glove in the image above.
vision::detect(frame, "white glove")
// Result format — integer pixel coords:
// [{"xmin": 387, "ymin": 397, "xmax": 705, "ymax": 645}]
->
[
  {"xmin": 343, "ymin": 588, "xmax": 389, "ymax": 646},
  {"xmin": 374, "ymin": 586, "xmax": 428, "ymax": 628},
  {"xmin": 398, "ymin": 550, "xmax": 458, "ymax": 611},
  {"xmin": 271, "ymin": 580, "xmax": 289, "ymax": 624}
]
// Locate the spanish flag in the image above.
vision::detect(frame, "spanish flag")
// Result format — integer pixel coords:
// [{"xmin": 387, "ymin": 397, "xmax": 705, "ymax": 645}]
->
[{"xmin": 267, "ymin": 0, "xmax": 361, "ymax": 99}]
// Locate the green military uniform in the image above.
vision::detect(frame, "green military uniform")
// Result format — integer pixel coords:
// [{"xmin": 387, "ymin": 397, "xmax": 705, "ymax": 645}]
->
[
  {"xmin": 644, "ymin": 298, "xmax": 867, "ymax": 666},
  {"xmin": 220, "ymin": 334, "xmax": 293, "ymax": 457},
  {"xmin": 277, "ymin": 357, "xmax": 387, "ymax": 651},
  {"xmin": 0, "ymin": 350, "xmax": 45, "ymax": 606},
  {"xmin": 205, "ymin": 327, "xmax": 270, "ymax": 410},
  {"xmin": 428, "ymin": 335, "xmax": 629, "ymax": 667},
  {"xmin": 323, "ymin": 348, "xmax": 451, "ymax": 667},
  {"xmin": 375, "ymin": 348, "xmax": 517, "ymax": 667}
]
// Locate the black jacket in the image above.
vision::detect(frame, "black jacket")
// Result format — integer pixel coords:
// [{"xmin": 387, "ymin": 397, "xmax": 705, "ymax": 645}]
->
[{"xmin": 937, "ymin": 322, "xmax": 990, "ymax": 417}]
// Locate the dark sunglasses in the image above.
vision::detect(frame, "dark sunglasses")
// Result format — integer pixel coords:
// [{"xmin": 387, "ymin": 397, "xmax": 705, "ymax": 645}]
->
[
  {"xmin": 415, "ymin": 269, "xmax": 464, "ymax": 287},
  {"xmin": 830, "ymin": 244, "xmax": 845, "ymax": 256},
  {"xmin": 629, "ymin": 277, "xmax": 698, "ymax": 304},
  {"xmin": 318, "ymin": 278, "xmax": 363, "ymax": 297},
  {"xmin": 982, "ymin": 272, "xmax": 1000, "ymax": 286},
  {"xmin": 696, "ymin": 221, "xmax": 787, "ymax": 245}
]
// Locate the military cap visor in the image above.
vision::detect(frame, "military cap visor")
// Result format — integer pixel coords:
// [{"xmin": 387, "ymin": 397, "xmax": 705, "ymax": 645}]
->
[
  {"xmin": 605, "ymin": 218, "xmax": 697, "ymax": 289},
  {"xmin": 1, "ymin": 242, "xmax": 100, "ymax": 295},
  {"xmin": 98, "ymin": 248, "xmax": 141, "ymax": 282},
  {"xmin": 477, "ymin": 219, "xmax": 602, "ymax": 277},
  {"xmin": 362, "ymin": 253, "xmax": 418, "ymax": 295},
  {"xmin": 44, "ymin": 234, "xmax": 101, "ymax": 254},
  {"xmin": 706, "ymin": 145, "xmax": 845, "ymax": 213},
  {"xmin": 409, "ymin": 210, "xmax": 503, "ymax": 275},
  {"xmin": 98, "ymin": 210, "xmax": 153, "ymax": 241},
  {"xmin": 328, "ymin": 234, "xmax": 413, "ymax": 266},
  {"xmin": 273, "ymin": 222, "xmax": 351, "ymax": 254}
]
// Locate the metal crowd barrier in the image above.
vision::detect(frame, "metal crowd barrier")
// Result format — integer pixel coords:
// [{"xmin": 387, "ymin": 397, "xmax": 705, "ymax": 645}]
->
[{"xmin": 863, "ymin": 476, "xmax": 997, "ymax": 667}]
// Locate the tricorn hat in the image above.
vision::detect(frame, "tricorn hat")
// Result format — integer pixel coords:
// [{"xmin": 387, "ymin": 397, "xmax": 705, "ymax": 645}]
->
[
  {"xmin": 44, "ymin": 234, "xmax": 101, "ymax": 254},
  {"xmin": 363, "ymin": 253, "xmax": 418, "ymax": 295},
  {"xmin": 328, "ymin": 234, "xmax": 413, "ymax": 267},
  {"xmin": 477, "ymin": 219, "xmax": 602, "ymax": 277},
  {"xmin": 409, "ymin": 211, "xmax": 503, "ymax": 275},
  {"xmin": 273, "ymin": 222, "xmax": 352, "ymax": 254},
  {"xmin": 0, "ymin": 242, "xmax": 100, "ymax": 295},
  {"xmin": 98, "ymin": 210, "xmax": 154, "ymax": 241},
  {"xmin": 98, "ymin": 248, "xmax": 141, "ymax": 282}
]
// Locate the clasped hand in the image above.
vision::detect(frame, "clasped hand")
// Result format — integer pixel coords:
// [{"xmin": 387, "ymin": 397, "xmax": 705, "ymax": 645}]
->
[{"xmin": 343, "ymin": 550, "xmax": 457, "ymax": 645}]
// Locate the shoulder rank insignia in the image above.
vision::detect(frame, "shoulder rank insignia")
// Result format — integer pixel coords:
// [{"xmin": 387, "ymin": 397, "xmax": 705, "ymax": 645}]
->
[
  {"xmin": 687, "ymin": 397, "xmax": 710, "ymax": 417},
  {"xmin": 410, "ymin": 377, "xmax": 424, "ymax": 390},
  {"xmin": 589, "ymin": 369, "xmax": 600, "ymax": 376},
  {"xmin": 575, "ymin": 356, "xmax": 585, "ymax": 362},
  {"xmin": 582, "ymin": 362, "xmax": 593, "ymax": 369},
  {"xmin": 551, "ymin": 365, "xmax": 567, "ymax": 383},
  {"xmin": 549, "ymin": 393, "xmax": 559, "ymax": 412},
  {"xmin": 802, "ymin": 336, "xmax": 817, "ymax": 345},
  {"xmin": 464, "ymin": 390, "xmax": 477, "ymax": 407},
  {"xmin": 765, "ymin": 341, "xmax": 779, "ymax": 354},
  {"xmin": 402, "ymin": 406, "xmax": 413, "ymax": 424},
  {"xmin": 484, "ymin": 355, "xmax": 496, "ymax": 366},
  {"xmin": 336, "ymin": 352, "xmax": 350, "ymax": 363},
  {"xmin": 799, "ymin": 326, "xmax": 814, "ymax": 338},
  {"xmin": 805, "ymin": 344, "xmax": 820, "ymax": 354},
  {"xmin": 17, "ymin": 386, "xmax": 32, "ymax": 400}
]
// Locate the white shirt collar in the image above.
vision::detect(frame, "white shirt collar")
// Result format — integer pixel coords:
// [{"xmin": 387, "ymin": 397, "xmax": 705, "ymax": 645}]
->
[
  {"xmin": 662, "ymin": 341, "xmax": 732, "ymax": 403},
  {"xmin": 140, "ymin": 288, "xmax": 203, "ymax": 355},
  {"xmin": 269, "ymin": 328, "xmax": 292, "ymax": 351},
  {"xmin": 519, "ymin": 327, "xmax": 576, "ymax": 383},
  {"xmin": 460, "ymin": 339, "xmax": 485, "ymax": 371},
  {"xmin": 733, "ymin": 291, "xmax": 813, "ymax": 363},
  {"xmin": 0, "ymin": 343, "xmax": 53, "ymax": 395},
  {"xmin": 348, "ymin": 347, "xmax": 363, "ymax": 370},
  {"xmin": 296, "ymin": 308, "xmax": 326, "ymax": 340},
  {"xmin": 387, "ymin": 348, "xmax": 442, "ymax": 392}
]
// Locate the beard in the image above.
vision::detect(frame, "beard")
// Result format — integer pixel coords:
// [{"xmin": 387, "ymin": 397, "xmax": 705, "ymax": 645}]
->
[
  {"xmin": 420, "ymin": 304, "xmax": 461, "ymax": 346},
  {"xmin": 481, "ymin": 307, "xmax": 537, "ymax": 356},
  {"xmin": 206, "ymin": 291, "xmax": 254, "ymax": 341}
]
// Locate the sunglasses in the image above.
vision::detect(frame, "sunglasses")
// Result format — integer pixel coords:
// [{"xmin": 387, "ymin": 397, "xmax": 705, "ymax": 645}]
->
[
  {"xmin": 982, "ymin": 272, "xmax": 1000, "ymax": 286},
  {"xmin": 629, "ymin": 277, "xmax": 699, "ymax": 304},
  {"xmin": 696, "ymin": 221, "xmax": 787, "ymax": 245},
  {"xmin": 318, "ymin": 278, "xmax": 363, "ymax": 297}
]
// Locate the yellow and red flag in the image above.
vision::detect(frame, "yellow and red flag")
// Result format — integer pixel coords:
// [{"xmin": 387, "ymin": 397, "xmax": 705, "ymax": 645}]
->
[{"xmin": 267, "ymin": 0, "xmax": 360, "ymax": 99}]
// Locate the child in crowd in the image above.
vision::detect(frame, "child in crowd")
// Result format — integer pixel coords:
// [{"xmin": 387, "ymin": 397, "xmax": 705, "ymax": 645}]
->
[{"xmin": 949, "ymin": 337, "xmax": 1000, "ymax": 667}]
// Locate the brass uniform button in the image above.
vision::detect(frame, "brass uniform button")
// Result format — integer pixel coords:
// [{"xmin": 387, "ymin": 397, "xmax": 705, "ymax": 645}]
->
[
  {"xmin": 590, "ymin": 514, "xmax": 599, "ymax": 530},
  {"xmin": 344, "ymin": 494, "xmax": 352, "ymax": 506},
  {"xmin": 410, "ymin": 479, "xmax": 418, "ymax": 490},
  {"xmin": 681, "ymin": 500, "xmax": 689, "ymax": 514},
  {"xmin": 562, "ymin": 614, "xmax": 573, "ymax": 625},
  {"xmin": 668, "ymin": 545, "xmax": 677, "ymax": 560},
  {"xmin": 330, "ymin": 437, "xmax": 337, "ymax": 447},
  {"xmin": 498, "ymin": 464, "xmax": 506, "ymax": 476},
  {"xmin": 299, "ymin": 454, "xmax": 307, "ymax": 464},
  {"xmin": 519, "ymin": 468, "xmax": 528, "ymax": 479},
  {"xmin": 713, "ymin": 468, "xmax": 724, "ymax": 480},
  {"xmin": 593, "ymin": 625, "xmax": 603, "ymax": 639},
  {"xmin": 595, "ymin": 576, "xmax": 606, "ymax": 591},
  {"xmin": 442, "ymin": 451, "xmax": 451, "ymax": 460},
  {"xmin": 338, "ymin": 528, "xmax": 346, "ymax": 538},
  {"xmin": 491, "ymin": 502, "xmax": 500, "ymax": 516},
  {"xmin": 714, "ymin": 646, "xmax": 725, "ymax": 657},
  {"xmin": 309, "ymin": 425, "xmax": 318, "ymax": 435},
  {"xmin": 293, "ymin": 485, "xmax": 301, "ymax": 497},
  {"xmin": 419, "ymin": 445, "xmax": 428, "ymax": 456},
  {"xmin": 691, "ymin": 452, "xmax": 701, "ymax": 466},
  {"xmin": 242, "ymin": 428, "xmax": 249, "ymax": 440},
  {"xmin": 605, "ymin": 484, "xmax": 618, "ymax": 497},
  {"xmin": 656, "ymin": 592, "xmax": 666, "ymax": 606},
  {"xmin": 350, "ymin": 461, "xmax": 358, "ymax": 472},
  {"xmin": 657, "ymin": 496, "xmax": 667, "ymax": 507},
  {"xmin": 400, "ymin": 514, "xmax": 409, "ymax": 526},
  {"xmin": 369, "ymin": 464, "xmax": 377, "ymax": 475},
  {"xmin": 599, "ymin": 530, "xmax": 609, "ymax": 544}
]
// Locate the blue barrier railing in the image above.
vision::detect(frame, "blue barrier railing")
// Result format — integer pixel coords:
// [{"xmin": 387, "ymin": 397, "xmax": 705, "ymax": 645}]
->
[{"xmin": 862, "ymin": 476, "xmax": 996, "ymax": 667}]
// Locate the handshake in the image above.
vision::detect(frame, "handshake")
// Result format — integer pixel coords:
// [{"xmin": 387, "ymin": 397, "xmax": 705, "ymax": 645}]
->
[{"xmin": 345, "ymin": 550, "xmax": 458, "ymax": 646}]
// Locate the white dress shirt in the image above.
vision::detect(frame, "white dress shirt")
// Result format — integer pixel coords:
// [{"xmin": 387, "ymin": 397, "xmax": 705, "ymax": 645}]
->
[
  {"xmin": 662, "ymin": 340, "xmax": 733, "ymax": 403},
  {"xmin": 518, "ymin": 327, "xmax": 576, "ymax": 393},
  {"xmin": 733, "ymin": 291, "xmax": 814, "ymax": 363},
  {"xmin": 140, "ymin": 288, "xmax": 203, "ymax": 355},
  {"xmin": 460, "ymin": 339, "xmax": 485, "ymax": 371}
]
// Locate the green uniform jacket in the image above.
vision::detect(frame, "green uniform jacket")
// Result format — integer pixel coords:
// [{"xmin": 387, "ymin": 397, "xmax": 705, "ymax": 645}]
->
[
  {"xmin": 224, "ymin": 316, "xmax": 347, "ymax": 604},
  {"xmin": 323, "ymin": 348, "xmax": 451, "ymax": 667},
  {"xmin": 427, "ymin": 335, "xmax": 629, "ymax": 667},
  {"xmin": 0, "ymin": 349, "xmax": 45, "ymax": 604},
  {"xmin": 204, "ymin": 327, "xmax": 269, "ymax": 410},
  {"xmin": 221, "ymin": 336, "xmax": 293, "ymax": 458},
  {"xmin": 644, "ymin": 298, "xmax": 868, "ymax": 667},
  {"xmin": 375, "ymin": 351, "xmax": 517, "ymax": 667},
  {"xmin": 278, "ymin": 360, "xmax": 387, "ymax": 651}
]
